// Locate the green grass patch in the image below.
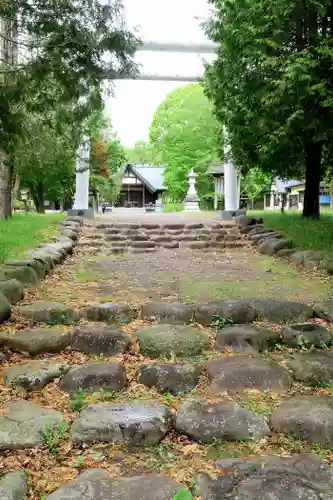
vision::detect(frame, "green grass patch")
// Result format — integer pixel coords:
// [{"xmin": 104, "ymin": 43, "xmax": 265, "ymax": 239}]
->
[
  {"xmin": 163, "ymin": 203, "xmax": 184, "ymax": 212},
  {"xmin": 182, "ymin": 261, "xmax": 330, "ymax": 302},
  {"xmin": 249, "ymin": 210, "xmax": 333, "ymax": 257},
  {"xmin": 74, "ymin": 267, "xmax": 104, "ymax": 283},
  {"xmin": 0, "ymin": 212, "xmax": 63, "ymax": 263}
]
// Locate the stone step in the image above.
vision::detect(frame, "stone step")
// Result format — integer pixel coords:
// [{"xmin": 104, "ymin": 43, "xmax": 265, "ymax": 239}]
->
[
  {"xmin": 107, "ymin": 246, "xmax": 128, "ymax": 253},
  {"xmin": 79, "ymin": 239, "xmax": 104, "ymax": 247},
  {"xmin": 131, "ymin": 241, "xmax": 156, "ymax": 249},
  {"xmin": 104, "ymin": 234, "xmax": 129, "ymax": 242},
  {"xmin": 225, "ymin": 241, "xmax": 245, "ymax": 248},
  {"xmin": 84, "ymin": 233, "xmax": 104, "ymax": 239},
  {"xmin": 130, "ymin": 247, "xmax": 157, "ymax": 254}
]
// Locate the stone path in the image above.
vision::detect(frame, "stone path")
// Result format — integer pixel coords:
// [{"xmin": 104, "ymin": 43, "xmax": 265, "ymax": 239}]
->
[{"xmin": 1, "ymin": 213, "xmax": 333, "ymax": 499}]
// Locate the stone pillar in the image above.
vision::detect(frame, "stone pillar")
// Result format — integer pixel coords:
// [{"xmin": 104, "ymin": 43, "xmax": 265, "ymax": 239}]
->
[
  {"xmin": 183, "ymin": 168, "xmax": 201, "ymax": 212},
  {"xmin": 68, "ymin": 135, "xmax": 94, "ymax": 218}
]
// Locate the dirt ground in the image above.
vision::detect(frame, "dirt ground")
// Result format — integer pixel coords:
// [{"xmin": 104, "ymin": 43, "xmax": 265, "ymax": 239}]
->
[
  {"xmin": 33, "ymin": 244, "xmax": 332, "ymax": 308},
  {"xmin": 1, "ymin": 213, "xmax": 333, "ymax": 498}
]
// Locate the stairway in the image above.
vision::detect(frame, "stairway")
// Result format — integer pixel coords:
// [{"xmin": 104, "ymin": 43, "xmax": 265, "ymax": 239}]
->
[{"xmin": 82, "ymin": 221, "xmax": 245, "ymax": 254}]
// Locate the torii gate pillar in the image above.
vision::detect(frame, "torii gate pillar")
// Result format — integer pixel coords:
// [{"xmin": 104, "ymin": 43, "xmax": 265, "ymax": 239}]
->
[
  {"xmin": 218, "ymin": 129, "xmax": 246, "ymax": 220},
  {"xmin": 68, "ymin": 136, "xmax": 95, "ymax": 219}
]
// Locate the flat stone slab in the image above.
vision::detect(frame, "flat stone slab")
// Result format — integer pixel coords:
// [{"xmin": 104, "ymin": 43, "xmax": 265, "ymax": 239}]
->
[
  {"xmin": 215, "ymin": 325, "xmax": 280, "ymax": 354},
  {"xmin": 194, "ymin": 300, "xmax": 257, "ymax": 326},
  {"xmin": 0, "ymin": 292, "xmax": 11, "ymax": 323},
  {"xmin": 258, "ymin": 237, "xmax": 292, "ymax": 255},
  {"xmin": 314, "ymin": 299, "xmax": 333, "ymax": 321},
  {"xmin": 46, "ymin": 470, "xmax": 184, "ymax": 500},
  {"xmin": 4, "ymin": 360, "xmax": 70, "ymax": 391},
  {"xmin": 0, "ymin": 279, "xmax": 24, "ymax": 305},
  {"xmin": 4, "ymin": 327, "xmax": 71, "ymax": 355},
  {"xmin": 282, "ymin": 323, "xmax": 332, "ymax": 348},
  {"xmin": 71, "ymin": 324, "xmax": 130, "ymax": 355},
  {"xmin": 71, "ymin": 401, "xmax": 171, "ymax": 445},
  {"xmin": 0, "ymin": 265, "xmax": 38, "ymax": 285},
  {"xmin": 84, "ymin": 302, "xmax": 136, "ymax": 324},
  {"xmin": 207, "ymin": 356, "xmax": 292, "ymax": 392},
  {"xmin": 137, "ymin": 324, "xmax": 209, "ymax": 358},
  {"xmin": 271, "ymin": 396, "xmax": 333, "ymax": 447},
  {"xmin": 140, "ymin": 301, "xmax": 193, "ymax": 324},
  {"xmin": 0, "ymin": 399, "xmax": 65, "ymax": 450},
  {"xmin": 136, "ymin": 363, "xmax": 200, "ymax": 395},
  {"xmin": 59, "ymin": 362, "xmax": 126, "ymax": 394},
  {"xmin": 17, "ymin": 301, "xmax": 76, "ymax": 324},
  {"xmin": 0, "ymin": 470, "xmax": 28, "ymax": 500},
  {"xmin": 252, "ymin": 299, "xmax": 313, "ymax": 324},
  {"xmin": 197, "ymin": 453, "xmax": 333, "ymax": 499},
  {"xmin": 288, "ymin": 351, "xmax": 333, "ymax": 386},
  {"xmin": 176, "ymin": 400, "xmax": 269, "ymax": 443}
]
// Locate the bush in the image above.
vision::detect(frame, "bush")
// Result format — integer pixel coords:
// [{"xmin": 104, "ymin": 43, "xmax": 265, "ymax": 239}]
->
[
  {"xmin": 163, "ymin": 203, "xmax": 184, "ymax": 212},
  {"xmin": 13, "ymin": 201, "xmax": 25, "ymax": 211}
]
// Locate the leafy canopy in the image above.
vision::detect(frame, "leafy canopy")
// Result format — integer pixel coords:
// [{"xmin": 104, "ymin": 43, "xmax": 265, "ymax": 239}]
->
[
  {"xmin": 204, "ymin": 0, "xmax": 333, "ymax": 217},
  {"xmin": 149, "ymin": 83, "xmax": 221, "ymax": 202}
]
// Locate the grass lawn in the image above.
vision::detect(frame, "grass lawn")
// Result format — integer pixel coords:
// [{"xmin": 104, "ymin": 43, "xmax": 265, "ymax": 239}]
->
[
  {"xmin": 0, "ymin": 212, "xmax": 63, "ymax": 263},
  {"xmin": 249, "ymin": 209, "xmax": 333, "ymax": 256}
]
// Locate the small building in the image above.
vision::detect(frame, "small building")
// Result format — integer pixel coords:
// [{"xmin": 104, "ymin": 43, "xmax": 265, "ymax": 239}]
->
[
  {"xmin": 117, "ymin": 164, "xmax": 166, "ymax": 208},
  {"xmin": 264, "ymin": 178, "xmax": 332, "ymax": 211}
]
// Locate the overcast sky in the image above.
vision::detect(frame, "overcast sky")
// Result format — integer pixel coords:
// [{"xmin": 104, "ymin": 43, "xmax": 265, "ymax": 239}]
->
[{"xmin": 105, "ymin": 0, "xmax": 214, "ymax": 146}]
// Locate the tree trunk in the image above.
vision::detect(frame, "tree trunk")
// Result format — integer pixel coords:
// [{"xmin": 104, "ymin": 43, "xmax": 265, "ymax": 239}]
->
[
  {"xmin": 0, "ymin": 11, "xmax": 18, "ymax": 219},
  {"xmin": 0, "ymin": 151, "xmax": 13, "ymax": 218},
  {"xmin": 33, "ymin": 197, "xmax": 45, "ymax": 213},
  {"xmin": 280, "ymin": 193, "xmax": 286, "ymax": 213},
  {"xmin": 32, "ymin": 185, "xmax": 45, "ymax": 213},
  {"xmin": 302, "ymin": 141, "xmax": 322, "ymax": 218},
  {"xmin": 11, "ymin": 173, "xmax": 20, "ymax": 209},
  {"xmin": 330, "ymin": 192, "xmax": 333, "ymax": 209}
]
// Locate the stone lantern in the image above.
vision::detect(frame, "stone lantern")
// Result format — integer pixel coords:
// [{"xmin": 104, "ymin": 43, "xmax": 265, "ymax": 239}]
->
[{"xmin": 183, "ymin": 169, "xmax": 201, "ymax": 212}]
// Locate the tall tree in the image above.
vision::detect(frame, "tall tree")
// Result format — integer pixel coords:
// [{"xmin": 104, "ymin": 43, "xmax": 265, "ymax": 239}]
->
[
  {"xmin": 205, "ymin": 0, "xmax": 333, "ymax": 218},
  {"xmin": 125, "ymin": 140, "xmax": 154, "ymax": 164},
  {"xmin": 0, "ymin": 0, "xmax": 138, "ymax": 218},
  {"xmin": 241, "ymin": 169, "xmax": 273, "ymax": 203},
  {"xmin": 150, "ymin": 83, "xmax": 220, "ymax": 202}
]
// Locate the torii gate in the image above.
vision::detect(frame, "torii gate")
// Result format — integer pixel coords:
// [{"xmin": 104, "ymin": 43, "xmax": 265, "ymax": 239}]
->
[{"xmin": 70, "ymin": 41, "xmax": 241, "ymax": 219}]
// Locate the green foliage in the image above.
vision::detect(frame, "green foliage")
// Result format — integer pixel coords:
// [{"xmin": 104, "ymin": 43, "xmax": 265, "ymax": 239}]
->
[
  {"xmin": 172, "ymin": 488, "xmax": 193, "ymax": 500},
  {"xmin": 125, "ymin": 140, "xmax": 154, "ymax": 164},
  {"xmin": 70, "ymin": 390, "xmax": 88, "ymax": 412},
  {"xmin": 13, "ymin": 201, "xmax": 25, "ymax": 211},
  {"xmin": 211, "ymin": 315, "xmax": 234, "ymax": 330},
  {"xmin": 0, "ymin": 212, "xmax": 62, "ymax": 263},
  {"xmin": 150, "ymin": 83, "xmax": 220, "ymax": 202},
  {"xmin": 241, "ymin": 169, "xmax": 273, "ymax": 201},
  {"xmin": 204, "ymin": 0, "xmax": 333, "ymax": 218},
  {"xmin": 43, "ymin": 421, "xmax": 69, "ymax": 461},
  {"xmin": 0, "ymin": 0, "xmax": 138, "ymax": 218},
  {"xmin": 163, "ymin": 203, "xmax": 184, "ymax": 212},
  {"xmin": 13, "ymin": 86, "xmax": 77, "ymax": 212}
]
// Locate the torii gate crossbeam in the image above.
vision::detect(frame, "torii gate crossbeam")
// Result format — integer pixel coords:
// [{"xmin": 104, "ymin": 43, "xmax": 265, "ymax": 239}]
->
[
  {"xmin": 139, "ymin": 42, "xmax": 217, "ymax": 54},
  {"xmin": 70, "ymin": 39, "xmax": 242, "ymax": 219}
]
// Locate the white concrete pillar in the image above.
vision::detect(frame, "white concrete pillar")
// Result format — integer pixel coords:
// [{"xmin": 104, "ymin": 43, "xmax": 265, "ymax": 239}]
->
[
  {"xmin": 224, "ymin": 160, "xmax": 238, "ymax": 211},
  {"xmin": 73, "ymin": 170, "xmax": 89, "ymax": 210},
  {"xmin": 269, "ymin": 192, "xmax": 275, "ymax": 210},
  {"xmin": 73, "ymin": 136, "xmax": 90, "ymax": 211}
]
